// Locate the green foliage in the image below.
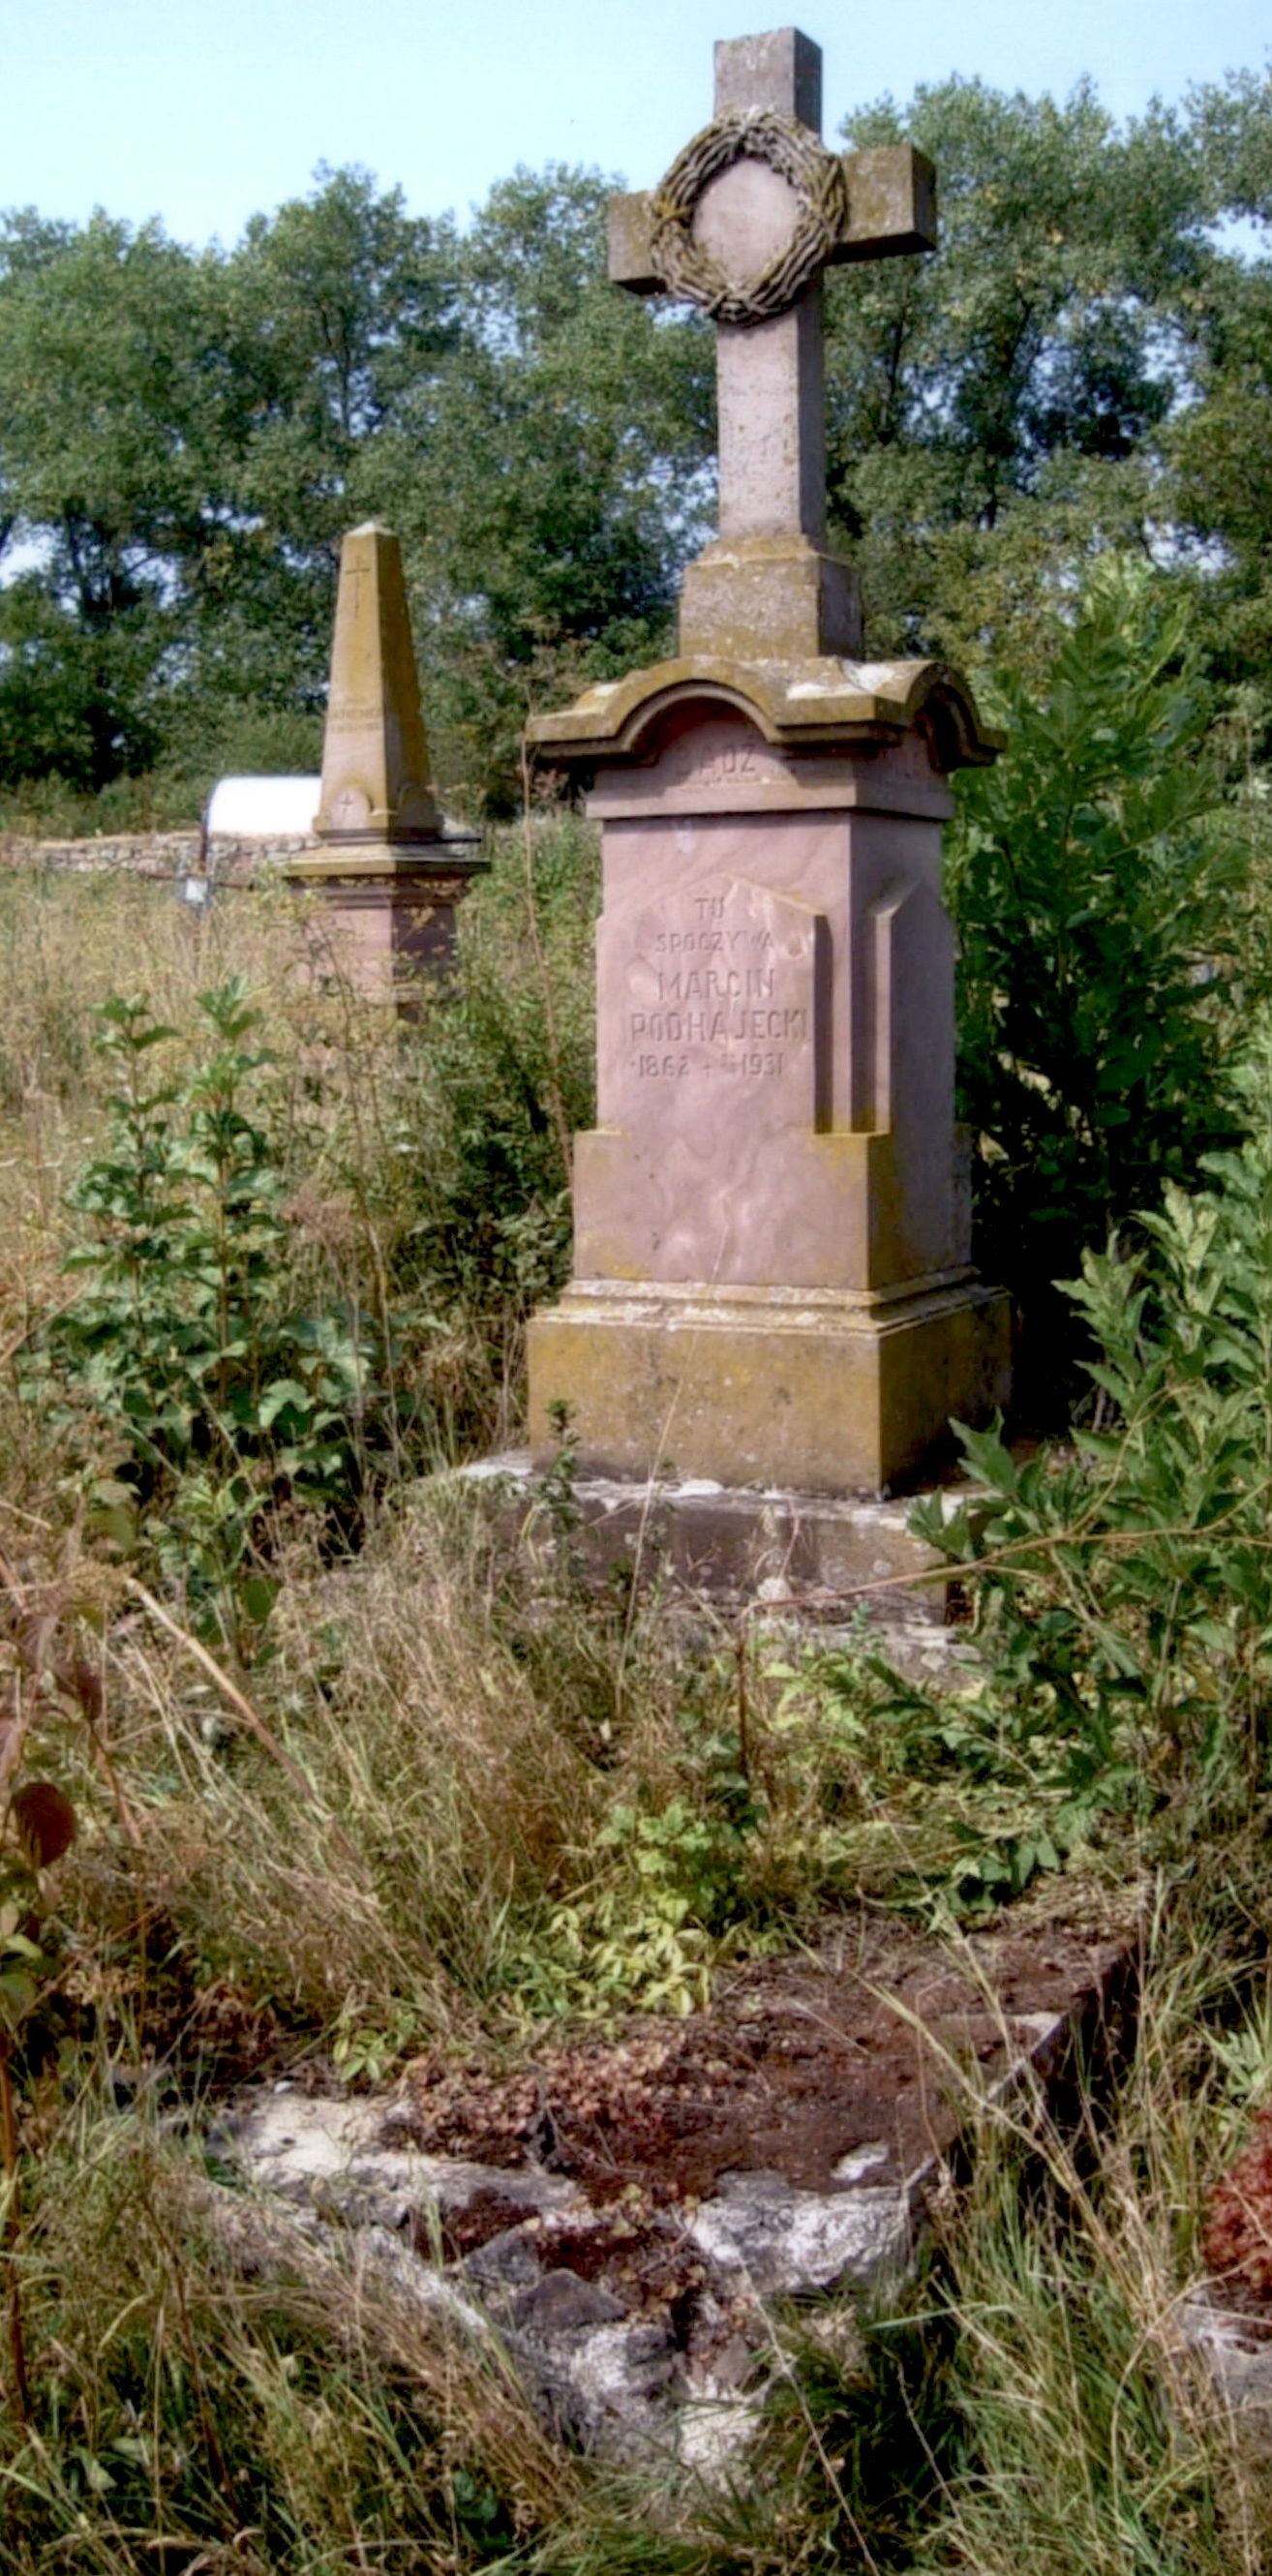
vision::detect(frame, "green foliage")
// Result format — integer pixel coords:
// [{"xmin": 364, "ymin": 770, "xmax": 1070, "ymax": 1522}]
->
[
  {"xmin": 1167, "ymin": 73, "xmax": 1272, "ymax": 701},
  {"xmin": 915, "ymin": 1015, "xmax": 1272, "ymax": 1823},
  {"xmin": 0, "ymin": 212, "xmax": 227, "ymax": 794},
  {"xmin": 0, "ymin": 175, "xmax": 458, "ymax": 812},
  {"xmin": 384, "ymin": 167, "xmax": 711, "ymax": 806},
  {"xmin": 829, "ymin": 71, "xmax": 1272, "ymax": 696},
  {"xmin": 947, "ymin": 561, "xmax": 1243, "ymax": 1402},
  {"xmin": 395, "ymin": 816, "xmax": 598, "ymax": 1438},
  {"xmin": 781, "ymin": 1632, "xmax": 1120, "ymax": 1924},
  {"xmin": 832, "ymin": 76, "xmax": 1195, "ymax": 534},
  {"xmin": 516, "ymin": 1769, "xmax": 764, "ymax": 2021},
  {"xmin": 0, "ymin": 166, "xmax": 710, "ymax": 818},
  {"xmin": 33, "ymin": 979, "xmax": 376, "ymax": 1620},
  {"xmin": 5, "ymin": 66, "xmax": 1270, "ymax": 815}
]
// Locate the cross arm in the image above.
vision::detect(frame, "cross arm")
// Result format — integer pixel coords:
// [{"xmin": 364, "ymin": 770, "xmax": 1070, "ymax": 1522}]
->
[
  {"xmin": 828, "ymin": 145, "xmax": 937, "ymax": 266},
  {"xmin": 608, "ymin": 144, "xmax": 937, "ymax": 295},
  {"xmin": 609, "ymin": 192, "xmax": 662, "ymax": 294}
]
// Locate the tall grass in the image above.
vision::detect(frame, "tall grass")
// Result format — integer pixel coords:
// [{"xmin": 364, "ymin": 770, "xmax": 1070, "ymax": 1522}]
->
[
  {"xmin": 0, "ymin": 818, "xmax": 596, "ymax": 1482},
  {"xmin": 0, "ymin": 849, "xmax": 1270, "ymax": 2568},
  {"xmin": 908, "ymin": 1893, "xmax": 1272, "ymax": 2575},
  {"xmin": 0, "ymin": 2091, "xmax": 583, "ymax": 2572}
]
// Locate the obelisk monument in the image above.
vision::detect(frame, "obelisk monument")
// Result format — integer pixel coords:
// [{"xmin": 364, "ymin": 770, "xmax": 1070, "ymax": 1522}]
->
[{"xmin": 288, "ymin": 523, "xmax": 483, "ymax": 995}]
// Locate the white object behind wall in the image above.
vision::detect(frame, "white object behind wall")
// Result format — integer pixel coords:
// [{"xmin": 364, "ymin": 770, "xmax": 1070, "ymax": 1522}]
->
[{"xmin": 205, "ymin": 775, "xmax": 319, "ymax": 837}]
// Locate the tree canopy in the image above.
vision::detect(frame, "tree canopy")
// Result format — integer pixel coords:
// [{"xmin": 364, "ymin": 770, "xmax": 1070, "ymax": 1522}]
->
[{"xmin": 0, "ymin": 63, "xmax": 1269, "ymax": 816}]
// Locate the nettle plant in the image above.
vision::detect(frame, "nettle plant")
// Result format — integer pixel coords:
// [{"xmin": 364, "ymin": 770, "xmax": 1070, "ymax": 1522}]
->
[{"xmin": 34, "ymin": 981, "xmax": 376, "ymax": 1634}]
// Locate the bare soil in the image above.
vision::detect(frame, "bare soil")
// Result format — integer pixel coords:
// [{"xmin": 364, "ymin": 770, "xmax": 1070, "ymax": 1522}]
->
[{"xmin": 401, "ymin": 1915, "xmax": 1133, "ymax": 2214}]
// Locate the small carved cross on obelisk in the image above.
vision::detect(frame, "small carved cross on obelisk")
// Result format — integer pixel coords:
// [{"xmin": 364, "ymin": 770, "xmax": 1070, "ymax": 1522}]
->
[{"xmin": 610, "ymin": 28, "xmax": 935, "ymax": 660}]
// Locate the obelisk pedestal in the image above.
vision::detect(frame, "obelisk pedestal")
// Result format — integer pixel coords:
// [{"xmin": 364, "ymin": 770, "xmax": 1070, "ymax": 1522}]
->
[
  {"xmin": 525, "ymin": 28, "xmax": 1010, "ymax": 1498},
  {"xmin": 287, "ymin": 522, "xmax": 484, "ymax": 998}
]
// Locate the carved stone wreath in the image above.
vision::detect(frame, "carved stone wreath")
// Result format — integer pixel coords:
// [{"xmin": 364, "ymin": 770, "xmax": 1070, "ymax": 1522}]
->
[{"xmin": 650, "ymin": 107, "xmax": 847, "ymax": 326}]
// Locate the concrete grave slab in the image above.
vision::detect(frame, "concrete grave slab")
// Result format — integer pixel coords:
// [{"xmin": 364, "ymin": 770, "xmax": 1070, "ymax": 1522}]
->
[{"xmin": 208, "ymin": 1924, "xmax": 1133, "ymax": 2482}]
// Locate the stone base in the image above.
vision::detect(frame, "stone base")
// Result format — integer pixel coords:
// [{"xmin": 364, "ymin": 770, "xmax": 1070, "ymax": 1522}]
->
[
  {"xmin": 528, "ymin": 1272, "xmax": 1011, "ymax": 1497},
  {"xmin": 285, "ymin": 838, "xmax": 484, "ymax": 1000},
  {"xmin": 679, "ymin": 533, "xmax": 862, "ymax": 660},
  {"xmin": 464, "ymin": 1449, "xmax": 955, "ymax": 1624}
]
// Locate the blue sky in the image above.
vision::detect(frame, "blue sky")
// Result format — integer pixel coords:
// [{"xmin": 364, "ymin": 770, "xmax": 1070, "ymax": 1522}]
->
[{"xmin": 3, "ymin": 0, "xmax": 1269, "ymax": 245}]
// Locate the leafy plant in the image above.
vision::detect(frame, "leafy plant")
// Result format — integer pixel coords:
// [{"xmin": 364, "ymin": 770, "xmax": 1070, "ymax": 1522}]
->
[
  {"xmin": 32, "ymin": 980, "xmax": 377, "ymax": 1631},
  {"xmin": 506, "ymin": 1732, "xmax": 769, "ymax": 2020},
  {"xmin": 800, "ymin": 1636, "xmax": 1120, "ymax": 1921},
  {"xmin": 948, "ymin": 561, "xmax": 1245, "ymax": 1410},
  {"xmin": 391, "ymin": 814, "xmax": 597, "ymax": 1446},
  {"xmin": 915, "ymin": 1014, "xmax": 1272, "ymax": 1818},
  {"xmin": 330, "ymin": 1996, "xmax": 420, "ymax": 2088}
]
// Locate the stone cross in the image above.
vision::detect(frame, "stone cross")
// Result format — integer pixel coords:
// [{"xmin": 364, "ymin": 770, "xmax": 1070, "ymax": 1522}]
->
[{"xmin": 609, "ymin": 28, "xmax": 935, "ymax": 657}]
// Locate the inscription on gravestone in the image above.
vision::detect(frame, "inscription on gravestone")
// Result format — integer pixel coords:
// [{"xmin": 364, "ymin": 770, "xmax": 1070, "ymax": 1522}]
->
[
  {"xmin": 603, "ymin": 877, "xmax": 829, "ymax": 1125},
  {"xmin": 586, "ymin": 867, "xmax": 838, "ymax": 1287},
  {"xmin": 327, "ymin": 704, "xmax": 383, "ymax": 732}
]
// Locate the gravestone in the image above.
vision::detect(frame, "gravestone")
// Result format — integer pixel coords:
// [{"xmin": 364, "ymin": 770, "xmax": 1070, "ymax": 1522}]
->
[
  {"xmin": 526, "ymin": 28, "xmax": 1010, "ymax": 1496},
  {"xmin": 287, "ymin": 523, "xmax": 483, "ymax": 995}
]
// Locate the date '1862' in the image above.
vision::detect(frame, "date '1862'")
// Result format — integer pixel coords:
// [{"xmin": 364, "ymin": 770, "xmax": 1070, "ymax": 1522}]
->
[{"xmin": 626, "ymin": 890, "xmax": 807, "ymax": 1082}]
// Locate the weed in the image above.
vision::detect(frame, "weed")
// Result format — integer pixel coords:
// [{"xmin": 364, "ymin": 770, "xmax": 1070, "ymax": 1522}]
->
[
  {"xmin": 27, "ymin": 980, "xmax": 379, "ymax": 1639},
  {"xmin": 913, "ymin": 1017, "xmax": 1272, "ymax": 1864},
  {"xmin": 950, "ymin": 559, "xmax": 1245, "ymax": 1408}
]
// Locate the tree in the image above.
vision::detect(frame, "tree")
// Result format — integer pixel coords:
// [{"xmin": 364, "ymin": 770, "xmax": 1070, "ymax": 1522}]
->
[
  {"xmin": 0, "ymin": 165, "xmax": 712, "ymax": 818},
  {"xmin": 0, "ymin": 173, "xmax": 459, "ymax": 809},
  {"xmin": 820, "ymin": 71, "xmax": 1272, "ymax": 706},
  {"xmin": 4, "ymin": 66, "xmax": 1272, "ymax": 820},
  {"xmin": 1166, "ymin": 75, "xmax": 1272, "ymax": 699},
  {"xmin": 0, "ymin": 212, "xmax": 228, "ymax": 789},
  {"xmin": 377, "ymin": 167, "xmax": 712, "ymax": 806}
]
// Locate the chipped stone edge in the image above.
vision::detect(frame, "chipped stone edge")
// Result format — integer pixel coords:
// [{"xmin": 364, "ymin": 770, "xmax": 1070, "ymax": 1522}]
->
[{"xmin": 200, "ymin": 1976, "xmax": 1114, "ymax": 2485}]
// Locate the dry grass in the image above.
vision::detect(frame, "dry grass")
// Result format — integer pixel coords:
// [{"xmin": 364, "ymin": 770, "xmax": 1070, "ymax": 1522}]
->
[
  {"xmin": 0, "ymin": 828, "xmax": 593, "ymax": 1494},
  {"xmin": 100, "ymin": 1490, "xmax": 610, "ymax": 2042},
  {"xmin": 887, "ymin": 1894, "xmax": 1272, "ymax": 2576},
  {"xmin": 0, "ymin": 870, "xmax": 400, "ymax": 1330},
  {"xmin": 6, "ymin": 1541, "xmax": 1272, "ymax": 2569},
  {"xmin": 0, "ymin": 862, "xmax": 1270, "ymax": 2567},
  {"xmin": 0, "ymin": 2094, "xmax": 584, "ymax": 2572}
]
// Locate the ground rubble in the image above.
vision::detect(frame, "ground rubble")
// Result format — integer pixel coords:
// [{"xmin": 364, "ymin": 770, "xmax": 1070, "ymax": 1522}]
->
[
  {"xmin": 1175, "ymin": 2286, "xmax": 1272, "ymax": 2446},
  {"xmin": 205, "ymin": 1920, "xmax": 1131, "ymax": 2477}
]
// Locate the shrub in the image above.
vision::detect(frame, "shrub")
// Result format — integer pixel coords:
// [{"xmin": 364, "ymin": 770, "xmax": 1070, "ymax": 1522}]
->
[
  {"xmin": 29, "ymin": 980, "xmax": 379, "ymax": 1628},
  {"xmin": 948, "ymin": 561, "xmax": 1246, "ymax": 1414},
  {"xmin": 390, "ymin": 812, "xmax": 597, "ymax": 1444},
  {"xmin": 915, "ymin": 1013, "xmax": 1272, "ymax": 1825}
]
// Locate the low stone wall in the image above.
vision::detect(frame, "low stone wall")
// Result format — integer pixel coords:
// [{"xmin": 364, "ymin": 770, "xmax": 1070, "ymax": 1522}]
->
[{"xmin": 0, "ymin": 832, "xmax": 318, "ymax": 886}]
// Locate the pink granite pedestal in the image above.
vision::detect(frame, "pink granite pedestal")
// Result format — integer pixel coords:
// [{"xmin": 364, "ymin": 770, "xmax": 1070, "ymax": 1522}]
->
[
  {"xmin": 527, "ymin": 662, "xmax": 1010, "ymax": 1496},
  {"xmin": 288, "ymin": 843, "xmax": 483, "ymax": 1001}
]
